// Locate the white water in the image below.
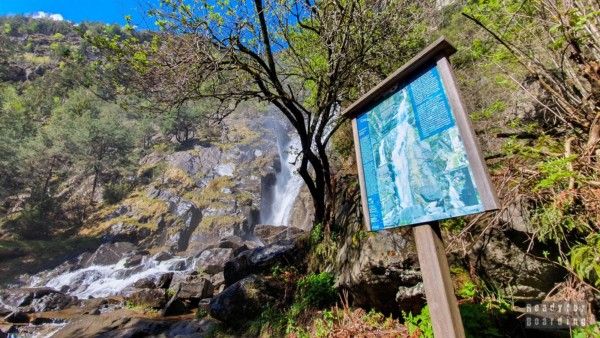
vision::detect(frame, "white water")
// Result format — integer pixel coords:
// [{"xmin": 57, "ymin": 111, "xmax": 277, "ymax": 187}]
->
[
  {"xmin": 260, "ymin": 121, "xmax": 304, "ymax": 226},
  {"xmin": 33, "ymin": 255, "xmax": 198, "ymax": 299}
]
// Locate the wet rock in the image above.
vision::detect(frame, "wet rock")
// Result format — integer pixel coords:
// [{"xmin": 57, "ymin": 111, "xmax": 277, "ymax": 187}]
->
[
  {"xmin": 336, "ymin": 228, "xmax": 421, "ymax": 315},
  {"xmin": 195, "ymin": 248, "xmax": 234, "ymax": 275},
  {"xmin": 131, "ymin": 277, "xmax": 156, "ymax": 289},
  {"xmin": 173, "ymin": 258, "xmax": 194, "ymax": 271},
  {"xmin": 125, "ymin": 288, "xmax": 166, "ymax": 309},
  {"xmin": 224, "ymin": 237, "xmax": 306, "ymax": 286},
  {"xmin": 209, "ymin": 275, "xmax": 276, "ymax": 324},
  {"xmin": 80, "ymin": 242, "xmax": 137, "ymax": 267},
  {"xmin": 123, "ymin": 254, "xmax": 144, "ymax": 268},
  {"xmin": 177, "ymin": 277, "xmax": 214, "ymax": 301},
  {"xmin": 3, "ymin": 311, "xmax": 29, "ymax": 323},
  {"xmin": 29, "ymin": 292, "xmax": 78, "ymax": 312},
  {"xmin": 156, "ymin": 272, "xmax": 174, "ymax": 289},
  {"xmin": 470, "ymin": 229, "xmax": 565, "ymax": 300},
  {"xmin": 0, "ymin": 288, "xmax": 75, "ymax": 313},
  {"xmin": 153, "ymin": 251, "xmax": 173, "ymax": 261}
]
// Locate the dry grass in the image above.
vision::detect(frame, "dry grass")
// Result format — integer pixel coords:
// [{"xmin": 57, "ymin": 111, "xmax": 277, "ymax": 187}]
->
[{"xmin": 81, "ymin": 192, "xmax": 169, "ymax": 236}]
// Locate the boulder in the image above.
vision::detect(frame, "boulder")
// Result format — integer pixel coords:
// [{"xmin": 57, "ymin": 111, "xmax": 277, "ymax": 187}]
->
[
  {"xmin": 195, "ymin": 248, "xmax": 234, "ymax": 275},
  {"xmin": 224, "ymin": 237, "xmax": 306, "ymax": 286},
  {"xmin": 153, "ymin": 251, "xmax": 173, "ymax": 262},
  {"xmin": 106, "ymin": 222, "xmax": 152, "ymax": 244},
  {"xmin": 470, "ymin": 229, "xmax": 565, "ymax": 300},
  {"xmin": 218, "ymin": 236, "xmax": 254, "ymax": 256},
  {"xmin": 131, "ymin": 277, "xmax": 156, "ymax": 289},
  {"xmin": 209, "ymin": 275, "xmax": 276, "ymax": 324},
  {"xmin": 28, "ymin": 292, "xmax": 78, "ymax": 313},
  {"xmin": 336, "ymin": 228, "xmax": 422, "ymax": 315},
  {"xmin": 80, "ymin": 242, "xmax": 137, "ymax": 267},
  {"xmin": 211, "ymin": 272, "xmax": 225, "ymax": 290},
  {"xmin": 123, "ymin": 254, "xmax": 144, "ymax": 268},
  {"xmin": 156, "ymin": 272, "xmax": 174, "ymax": 289},
  {"xmin": 0, "ymin": 288, "xmax": 76, "ymax": 313},
  {"xmin": 177, "ymin": 277, "xmax": 214, "ymax": 301},
  {"xmin": 125, "ymin": 288, "xmax": 166, "ymax": 309}
]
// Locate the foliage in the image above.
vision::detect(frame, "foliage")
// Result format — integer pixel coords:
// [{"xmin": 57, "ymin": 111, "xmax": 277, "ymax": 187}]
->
[
  {"xmin": 90, "ymin": 0, "xmax": 437, "ymax": 228},
  {"xmin": 570, "ymin": 234, "xmax": 600, "ymax": 287},
  {"xmin": 102, "ymin": 181, "xmax": 133, "ymax": 204},
  {"xmin": 160, "ymin": 102, "xmax": 210, "ymax": 144},
  {"xmin": 458, "ymin": 0, "xmax": 600, "ymax": 290},
  {"xmin": 573, "ymin": 323, "xmax": 600, "ymax": 338},
  {"xmin": 296, "ymin": 272, "xmax": 337, "ymax": 308},
  {"xmin": 403, "ymin": 305, "xmax": 433, "ymax": 338}
]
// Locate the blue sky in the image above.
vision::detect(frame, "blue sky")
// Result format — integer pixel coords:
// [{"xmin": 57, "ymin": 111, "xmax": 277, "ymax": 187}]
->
[{"xmin": 0, "ymin": 1, "xmax": 158, "ymax": 26}]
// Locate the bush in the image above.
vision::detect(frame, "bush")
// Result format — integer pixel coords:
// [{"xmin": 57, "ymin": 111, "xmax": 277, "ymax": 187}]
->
[
  {"xmin": 2, "ymin": 199, "xmax": 54, "ymax": 239},
  {"xmin": 296, "ymin": 272, "xmax": 337, "ymax": 308},
  {"xmin": 403, "ymin": 305, "xmax": 433, "ymax": 338},
  {"xmin": 102, "ymin": 181, "xmax": 132, "ymax": 204}
]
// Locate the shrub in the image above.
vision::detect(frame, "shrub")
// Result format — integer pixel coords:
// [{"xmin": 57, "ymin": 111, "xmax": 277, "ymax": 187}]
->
[
  {"xmin": 102, "ymin": 181, "xmax": 132, "ymax": 204},
  {"xmin": 296, "ymin": 271, "xmax": 337, "ymax": 308},
  {"xmin": 403, "ymin": 305, "xmax": 433, "ymax": 338}
]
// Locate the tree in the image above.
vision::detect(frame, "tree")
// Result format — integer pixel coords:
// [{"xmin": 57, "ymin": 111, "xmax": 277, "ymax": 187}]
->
[
  {"xmin": 0, "ymin": 85, "xmax": 36, "ymax": 200},
  {"xmin": 161, "ymin": 102, "xmax": 209, "ymax": 144},
  {"xmin": 53, "ymin": 89, "xmax": 136, "ymax": 204},
  {"xmin": 93, "ymin": 0, "xmax": 432, "ymax": 227}
]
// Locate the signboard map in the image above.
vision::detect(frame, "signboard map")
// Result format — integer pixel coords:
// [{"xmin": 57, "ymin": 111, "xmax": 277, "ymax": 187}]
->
[{"xmin": 356, "ymin": 64, "xmax": 484, "ymax": 230}]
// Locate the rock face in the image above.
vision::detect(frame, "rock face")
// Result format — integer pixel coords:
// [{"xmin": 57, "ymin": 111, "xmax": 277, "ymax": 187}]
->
[
  {"xmin": 80, "ymin": 242, "xmax": 137, "ymax": 267},
  {"xmin": 0, "ymin": 288, "xmax": 77, "ymax": 314},
  {"xmin": 224, "ymin": 236, "xmax": 307, "ymax": 286},
  {"xmin": 470, "ymin": 229, "xmax": 565, "ymax": 300},
  {"xmin": 336, "ymin": 228, "xmax": 422, "ymax": 315},
  {"xmin": 195, "ymin": 248, "xmax": 234, "ymax": 275},
  {"xmin": 209, "ymin": 275, "xmax": 276, "ymax": 324}
]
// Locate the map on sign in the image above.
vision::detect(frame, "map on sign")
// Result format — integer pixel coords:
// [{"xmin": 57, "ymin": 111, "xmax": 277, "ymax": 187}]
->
[{"xmin": 357, "ymin": 65, "xmax": 484, "ymax": 231}]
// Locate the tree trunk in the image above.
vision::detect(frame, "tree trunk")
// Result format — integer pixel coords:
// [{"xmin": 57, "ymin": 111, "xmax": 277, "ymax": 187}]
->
[{"xmin": 90, "ymin": 167, "xmax": 100, "ymax": 205}]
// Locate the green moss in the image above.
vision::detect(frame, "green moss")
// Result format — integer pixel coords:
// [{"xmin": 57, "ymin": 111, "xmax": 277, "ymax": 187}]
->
[
  {"xmin": 199, "ymin": 215, "xmax": 243, "ymax": 231},
  {"xmin": 185, "ymin": 176, "xmax": 235, "ymax": 209}
]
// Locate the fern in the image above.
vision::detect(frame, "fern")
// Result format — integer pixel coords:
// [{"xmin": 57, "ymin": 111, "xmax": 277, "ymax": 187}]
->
[{"xmin": 570, "ymin": 234, "xmax": 600, "ymax": 287}]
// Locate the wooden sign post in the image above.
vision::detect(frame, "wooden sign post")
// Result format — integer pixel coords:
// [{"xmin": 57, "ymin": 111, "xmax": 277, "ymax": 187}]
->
[{"xmin": 343, "ymin": 37, "xmax": 499, "ymax": 338}]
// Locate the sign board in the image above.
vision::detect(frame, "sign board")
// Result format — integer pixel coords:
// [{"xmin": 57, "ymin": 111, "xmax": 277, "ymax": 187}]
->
[{"xmin": 346, "ymin": 38, "xmax": 498, "ymax": 231}]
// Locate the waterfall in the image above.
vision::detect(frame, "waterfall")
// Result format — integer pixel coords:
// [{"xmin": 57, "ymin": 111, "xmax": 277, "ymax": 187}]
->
[
  {"xmin": 31, "ymin": 255, "xmax": 199, "ymax": 299},
  {"xmin": 260, "ymin": 119, "xmax": 304, "ymax": 226}
]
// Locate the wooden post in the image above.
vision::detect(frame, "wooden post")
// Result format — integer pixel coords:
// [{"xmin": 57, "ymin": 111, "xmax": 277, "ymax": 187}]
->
[{"xmin": 413, "ymin": 222, "xmax": 465, "ymax": 338}]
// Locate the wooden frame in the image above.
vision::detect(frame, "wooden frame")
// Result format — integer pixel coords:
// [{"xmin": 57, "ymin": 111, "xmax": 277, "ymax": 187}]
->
[{"xmin": 346, "ymin": 37, "xmax": 499, "ymax": 232}]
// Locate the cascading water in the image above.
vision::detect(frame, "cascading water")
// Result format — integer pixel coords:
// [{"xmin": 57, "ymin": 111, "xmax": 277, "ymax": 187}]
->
[
  {"xmin": 259, "ymin": 119, "xmax": 304, "ymax": 226},
  {"xmin": 31, "ymin": 255, "xmax": 199, "ymax": 298}
]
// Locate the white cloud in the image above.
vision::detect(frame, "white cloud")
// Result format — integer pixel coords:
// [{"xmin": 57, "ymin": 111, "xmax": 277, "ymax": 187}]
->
[{"xmin": 30, "ymin": 11, "xmax": 64, "ymax": 21}]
